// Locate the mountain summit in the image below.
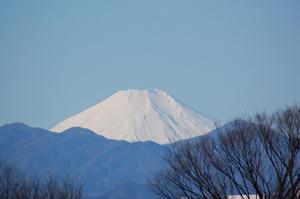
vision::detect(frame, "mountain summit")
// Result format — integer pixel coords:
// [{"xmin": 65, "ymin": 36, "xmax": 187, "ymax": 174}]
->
[{"xmin": 51, "ymin": 89, "xmax": 215, "ymax": 144}]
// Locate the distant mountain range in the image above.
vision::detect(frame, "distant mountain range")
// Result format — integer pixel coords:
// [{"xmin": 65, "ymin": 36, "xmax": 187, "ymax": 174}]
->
[
  {"xmin": 0, "ymin": 89, "xmax": 217, "ymax": 198},
  {"xmin": 0, "ymin": 123, "xmax": 167, "ymax": 198}
]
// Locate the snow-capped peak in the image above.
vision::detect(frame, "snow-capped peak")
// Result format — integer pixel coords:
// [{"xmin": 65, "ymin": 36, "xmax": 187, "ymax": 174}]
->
[{"xmin": 51, "ymin": 89, "xmax": 215, "ymax": 144}]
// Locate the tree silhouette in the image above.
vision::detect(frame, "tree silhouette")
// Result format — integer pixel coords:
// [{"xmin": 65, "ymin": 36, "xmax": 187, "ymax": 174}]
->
[
  {"xmin": 151, "ymin": 105, "xmax": 300, "ymax": 199},
  {"xmin": 0, "ymin": 158, "xmax": 83, "ymax": 199}
]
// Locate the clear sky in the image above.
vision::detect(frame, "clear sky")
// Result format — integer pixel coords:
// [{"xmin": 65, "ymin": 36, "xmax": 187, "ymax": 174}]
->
[{"xmin": 0, "ymin": 0, "xmax": 299, "ymax": 129}]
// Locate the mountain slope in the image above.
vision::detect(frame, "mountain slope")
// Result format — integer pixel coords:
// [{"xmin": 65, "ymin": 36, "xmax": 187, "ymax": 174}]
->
[
  {"xmin": 0, "ymin": 123, "xmax": 166, "ymax": 199},
  {"xmin": 52, "ymin": 89, "xmax": 215, "ymax": 144}
]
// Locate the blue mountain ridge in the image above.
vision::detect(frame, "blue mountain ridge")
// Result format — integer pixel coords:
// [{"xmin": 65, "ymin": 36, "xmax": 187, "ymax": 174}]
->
[{"xmin": 0, "ymin": 122, "xmax": 167, "ymax": 199}]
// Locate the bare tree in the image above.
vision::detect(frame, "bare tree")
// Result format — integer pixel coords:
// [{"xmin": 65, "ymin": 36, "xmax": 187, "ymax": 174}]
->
[
  {"xmin": 151, "ymin": 105, "xmax": 300, "ymax": 199},
  {"xmin": 0, "ymin": 158, "xmax": 83, "ymax": 199}
]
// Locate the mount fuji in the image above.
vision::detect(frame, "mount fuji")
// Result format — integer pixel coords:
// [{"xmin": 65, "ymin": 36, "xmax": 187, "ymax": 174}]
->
[
  {"xmin": 52, "ymin": 89, "xmax": 215, "ymax": 144},
  {"xmin": 0, "ymin": 89, "xmax": 218, "ymax": 198}
]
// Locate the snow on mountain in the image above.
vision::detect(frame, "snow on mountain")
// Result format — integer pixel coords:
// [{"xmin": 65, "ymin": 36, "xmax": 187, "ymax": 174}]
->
[{"xmin": 52, "ymin": 89, "xmax": 215, "ymax": 144}]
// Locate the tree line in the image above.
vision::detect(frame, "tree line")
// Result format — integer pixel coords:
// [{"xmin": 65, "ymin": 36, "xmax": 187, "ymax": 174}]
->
[
  {"xmin": 0, "ymin": 159, "xmax": 82, "ymax": 199},
  {"xmin": 151, "ymin": 105, "xmax": 300, "ymax": 199}
]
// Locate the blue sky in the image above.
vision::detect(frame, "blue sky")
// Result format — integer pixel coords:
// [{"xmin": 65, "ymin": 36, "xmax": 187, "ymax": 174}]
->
[{"xmin": 0, "ymin": 0, "xmax": 299, "ymax": 129}]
